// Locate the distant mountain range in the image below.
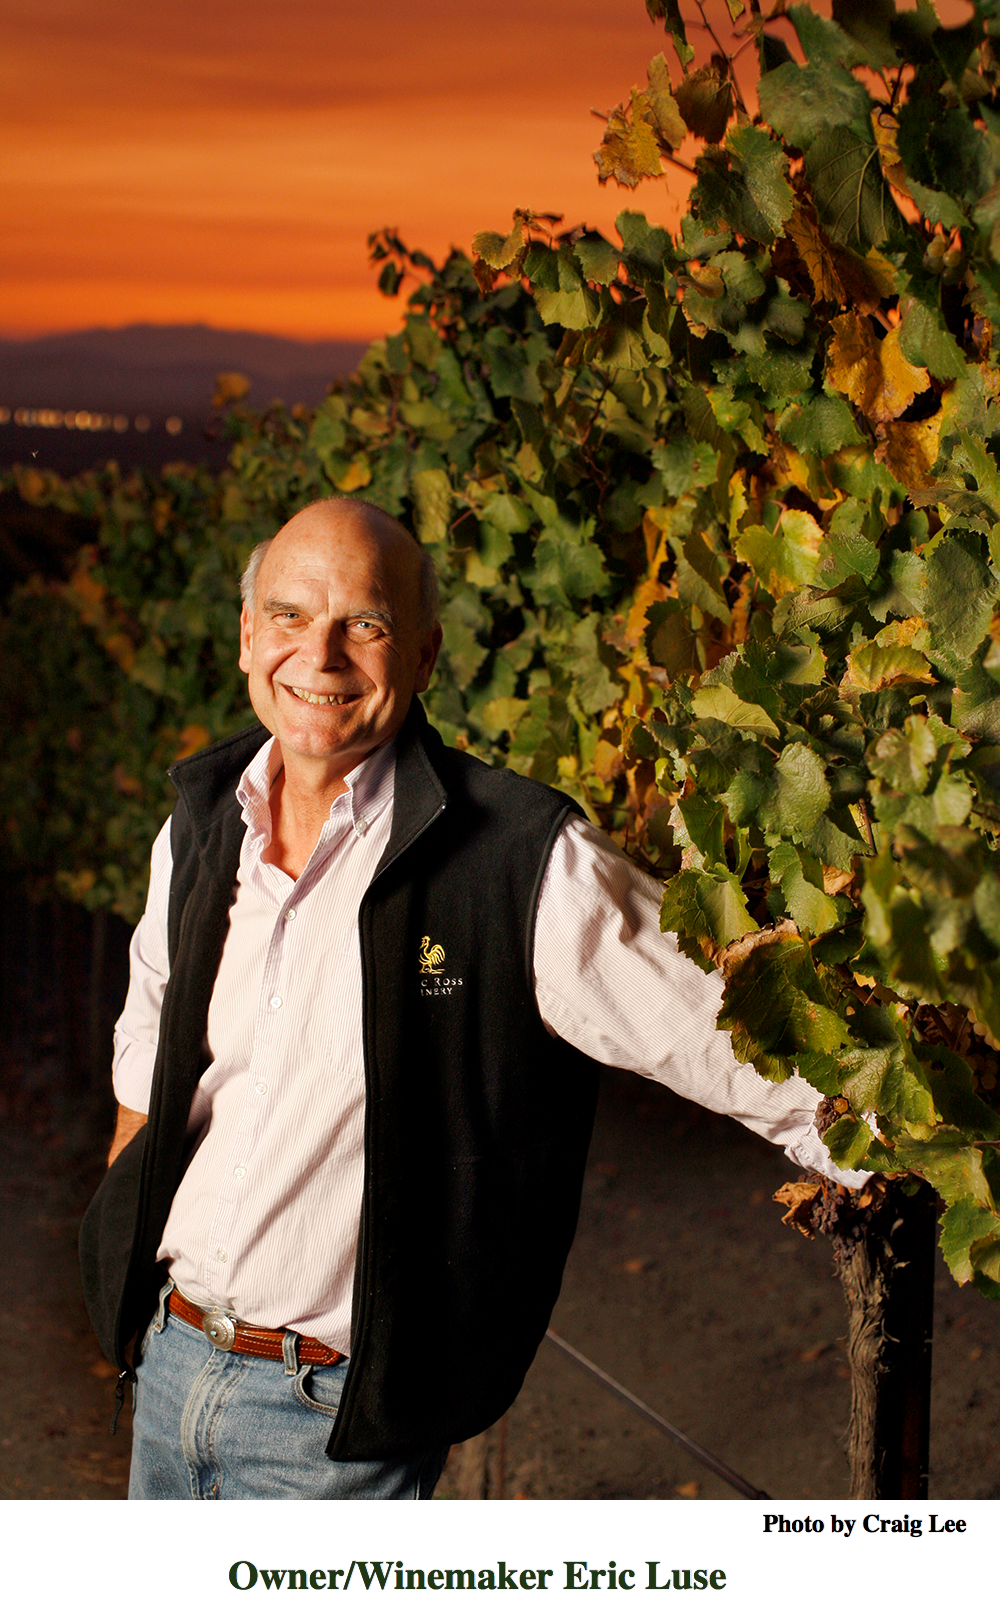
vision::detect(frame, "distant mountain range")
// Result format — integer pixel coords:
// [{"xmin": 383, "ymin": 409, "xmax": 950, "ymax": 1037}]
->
[{"xmin": 0, "ymin": 324, "xmax": 371, "ymax": 416}]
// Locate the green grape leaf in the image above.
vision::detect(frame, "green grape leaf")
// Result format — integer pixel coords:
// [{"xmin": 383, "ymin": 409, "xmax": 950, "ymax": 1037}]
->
[
  {"xmin": 691, "ymin": 685, "xmax": 781, "ymax": 737},
  {"xmin": 769, "ymin": 843, "xmax": 847, "ymax": 936},
  {"xmin": 759, "ymin": 61, "xmax": 872, "ymax": 152},
  {"xmin": 759, "ymin": 743, "xmax": 831, "ymax": 841},
  {"xmin": 645, "ymin": 599, "xmax": 700, "ymax": 679},
  {"xmin": 818, "ymin": 528, "xmax": 880, "ymax": 587},
  {"xmin": 898, "ymin": 300, "xmax": 967, "ymax": 383},
  {"xmin": 736, "ymin": 511, "xmax": 823, "ymax": 598},
  {"xmin": 806, "ymin": 125, "xmax": 895, "ymax": 251},
  {"xmin": 679, "ymin": 792, "xmax": 726, "ymax": 866},
  {"xmin": 823, "ymin": 1113, "xmax": 875, "ymax": 1169},
  {"xmin": 660, "ymin": 867, "xmax": 757, "ymax": 967},
  {"xmin": 779, "ymin": 395, "xmax": 864, "ymax": 457},
  {"xmin": 573, "ymin": 234, "xmax": 622, "ymax": 286},
  {"xmin": 895, "ymin": 1135, "xmax": 995, "ymax": 1207},
  {"xmin": 718, "ymin": 935, "xmax": 851, "ymax": 1076},
  {"xmin": 726, "ymin": 126, "xmax": 796, "ymax": 240}
]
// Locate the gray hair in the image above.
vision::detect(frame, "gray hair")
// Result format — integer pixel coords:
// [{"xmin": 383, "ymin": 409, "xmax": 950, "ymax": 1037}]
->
[{"xmin": 240, "ymin": 501, "xmax": 440, "ymax": 634}]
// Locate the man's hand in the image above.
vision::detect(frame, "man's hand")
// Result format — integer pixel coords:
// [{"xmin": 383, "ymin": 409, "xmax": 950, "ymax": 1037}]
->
[{"xmin": 108, "ymin": 1103, "xmax": 148, "ymax": 1167}]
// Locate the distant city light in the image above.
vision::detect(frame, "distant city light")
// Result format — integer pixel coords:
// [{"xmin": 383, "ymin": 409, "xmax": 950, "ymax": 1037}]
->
[{"xmin": 1, "ymin": 406, "xmax": 186, "ymax": 433}]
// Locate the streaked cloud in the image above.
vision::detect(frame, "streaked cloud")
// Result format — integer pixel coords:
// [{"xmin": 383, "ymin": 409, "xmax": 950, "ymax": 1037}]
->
[{"xmin": 3, "ymin": 0, "xmax": 675, "ymax": 335}]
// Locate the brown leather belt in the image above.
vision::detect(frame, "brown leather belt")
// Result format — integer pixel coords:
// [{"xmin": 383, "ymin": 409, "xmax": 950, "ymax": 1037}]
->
[{"xmin": 168, "ymin": 1288, "xmax": 344, "ymax": 1365}]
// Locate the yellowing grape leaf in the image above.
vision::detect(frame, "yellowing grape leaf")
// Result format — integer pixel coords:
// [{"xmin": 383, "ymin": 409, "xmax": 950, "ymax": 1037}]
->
[
  {"xmin": 16, "ymin": 467, "xmax": 46, "ymax": 503},
  {"xmin": 841, "ymin": 640, "xmax": 935, "ymax": 693},
  {"xmin": 594, "ymin": 56, "xmax": 686, "ymax": 189},
  {"xmin": 786, "ymin": 204, "xmax": 846, "ymax": 305},
  {"xmin": 834, "ymin": 246, "xmax": 897, "ymax": 315},
  {"xmin": 594, "ymin": 95, "xmax": 664, "ymax": 188},
  {"xmin": 773, "ymin": 1181, "xmax": 822, "ymax": 1236},
  {"xmin": 644, "ymin": 53, "xmax": 687, "ymax": 150},
  {"xmin": 335, "ymin": 457, "xmax": 372, "ymax": 492},
  {"xmin": 473, "ymin": 208, "xmax": 564, "ymax": 291},
  {"xmin": 102, "ymin": 631, "xmax": 136, "ymax": 672},
  {"xmin": 481, "ymin": 697, "xmax": 530, "ymax": 736},
  {"xmin": 880, "ymin": 407, "xmax": 944, "ymax": 491},
  {"xmin": 827, "ymin": 313, "xmax": 930, "ymax": 422},
  {"xmin": 212, "ymin": 372, "xmax": 251, "ymax": 409},
  {"xmin": 411, "ymin": 467, "xmax": 452, "ymax": 545},
  {"xmin": 174, "ymin": 724, "xmax": 211, "ymax": 760},
  {"xmin": 472, "ymin": 214, "xmax": 527, "ymax": 273},
  {"xmin": 626, "ymin": 569, "xmax": 672, "ymax": 646},
  {"xmin": 674, "ymin": 57, "xmax": 734, "ymax": 144},
  {"xmin": 870, "ymin": 106, "xmax": 907, "ymax": 191},
  {"xmin": 735, "ymin": 510, "xmax": 824, "ymax": 598},
  {"xmin": 877, "ymin": 617, "xmax": 928, "ymax": 649},
  {"xmin": 67, "ymin": 565, "xmax": 105, "ymax": 611}
]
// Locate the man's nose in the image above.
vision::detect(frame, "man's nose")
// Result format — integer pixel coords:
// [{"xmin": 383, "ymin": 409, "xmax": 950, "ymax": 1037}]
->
[{"xmin": 304, "ymin": 620, "xmax": 349, "ymax": 668}]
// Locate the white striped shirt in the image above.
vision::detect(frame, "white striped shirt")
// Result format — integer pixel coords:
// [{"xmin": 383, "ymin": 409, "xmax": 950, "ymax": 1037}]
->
[{"xmin": 113, "ymin": 736, "xmax": 862, "ymax": 1354}]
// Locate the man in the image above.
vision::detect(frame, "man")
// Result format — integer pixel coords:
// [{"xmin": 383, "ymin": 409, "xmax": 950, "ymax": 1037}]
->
[{"xmin": 80, "ymin": 496, "xmax": 863, "ymax": 1500}]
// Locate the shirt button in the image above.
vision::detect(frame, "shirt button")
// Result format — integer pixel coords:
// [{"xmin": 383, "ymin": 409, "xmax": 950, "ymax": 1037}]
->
[
  {"xmin": 270, "ymin": 994, "xmax": 282, "ymax": 1009},
  {"xmin": 356, "ymin": 816, "xmax": 368, "ymax": 834},
  {"xmin": 256, "ymin": 1082, "xmax": 267, "ymax": 1095},
  {"xmin": 234, "ymin": 1166, "xmax": 247, "ymax": 1179},
  {"xmin": 285, "ymin": 907, "xmax": 296, "ymax": 920},
  {"xmin": 216, "ymin": 1248, "xmax": 227, "ymax": 1262}
]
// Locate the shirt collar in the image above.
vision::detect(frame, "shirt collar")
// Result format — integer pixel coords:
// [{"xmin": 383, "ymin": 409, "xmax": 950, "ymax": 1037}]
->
[{"xmin": 236, "ymin": 737, "xmax": 397, "ymax": 847}]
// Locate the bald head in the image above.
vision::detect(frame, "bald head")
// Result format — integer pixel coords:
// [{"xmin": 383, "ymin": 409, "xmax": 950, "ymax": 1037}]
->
[
  {"xmin": 241, "ymin": 498, "xmax": 439, "ymax": 633},
  {"xmin": 237, "ymin": 496, "xmax": 443, "ymax": 795}
]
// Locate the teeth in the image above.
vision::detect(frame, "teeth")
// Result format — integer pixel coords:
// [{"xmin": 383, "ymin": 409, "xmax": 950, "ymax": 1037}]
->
[{"xmin": 290, "ymin": 687, "xmax": 356, "ymax": 706}]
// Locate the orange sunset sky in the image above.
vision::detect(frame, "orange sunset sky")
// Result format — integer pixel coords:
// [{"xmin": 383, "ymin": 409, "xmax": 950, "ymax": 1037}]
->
[{"xmin": 2, "ymin": 0, "xmax": 969, "ymax": 342}]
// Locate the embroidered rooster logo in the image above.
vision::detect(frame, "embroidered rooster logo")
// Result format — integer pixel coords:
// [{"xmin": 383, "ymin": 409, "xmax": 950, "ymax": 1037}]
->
[{"xmin": 419, "ymin": 936, "xmax": 445, "ymax": 975}]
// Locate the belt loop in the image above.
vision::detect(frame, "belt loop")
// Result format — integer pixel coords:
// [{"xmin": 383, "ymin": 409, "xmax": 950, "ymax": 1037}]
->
[
  {"xmin": 282, "ymin": 1330, "xmax": 300, "ymax": 1376},
  {"xmin": 153, "ymin": 1278, "xmax": 174, "ymax": 1333}
]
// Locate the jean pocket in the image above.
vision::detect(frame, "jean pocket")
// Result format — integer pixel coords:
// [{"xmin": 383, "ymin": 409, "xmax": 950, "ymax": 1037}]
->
[{"xmin": 292, "ymin": 1362, "xmax": 345, "ymax": 1417}]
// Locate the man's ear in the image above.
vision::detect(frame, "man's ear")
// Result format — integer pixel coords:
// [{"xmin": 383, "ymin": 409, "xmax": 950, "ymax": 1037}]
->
[
  {"xmin": 414, "ymin": 623, "xmax": 443, "ymax": 694},
  {"xmin": 238, "ymin": 602, "xmax": 253, "ymax": 674}
]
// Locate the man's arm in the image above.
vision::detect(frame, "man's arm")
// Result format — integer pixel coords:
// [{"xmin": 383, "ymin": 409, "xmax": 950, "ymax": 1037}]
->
[
  {"xmin": 107, "ymin": 1103, "xmax": 148, "ymax": 1166},
  {"xmin": 109, "ymin": 816, "xmax": 174, "ymax": 1137},
  {"xmin": 533, "ymin": 816, "xmax": 868, "ymax": 1188}
]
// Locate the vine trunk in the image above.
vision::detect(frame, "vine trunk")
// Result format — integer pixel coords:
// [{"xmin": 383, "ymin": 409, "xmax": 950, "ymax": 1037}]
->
[{"xmin": 835, "ymin": 1183, "xmax": 936, "ymax": 1499}]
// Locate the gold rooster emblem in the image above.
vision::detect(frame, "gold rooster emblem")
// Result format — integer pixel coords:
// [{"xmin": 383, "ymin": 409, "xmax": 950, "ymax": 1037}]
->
[{"xmin": 419, "ymin": 936, "xmax": 446, "ymax": 974}]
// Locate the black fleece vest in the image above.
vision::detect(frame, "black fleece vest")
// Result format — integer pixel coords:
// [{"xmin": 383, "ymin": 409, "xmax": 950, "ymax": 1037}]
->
[{"xmin": 79, "ymin": 702, "xmax": 602, "ymax": 1459}]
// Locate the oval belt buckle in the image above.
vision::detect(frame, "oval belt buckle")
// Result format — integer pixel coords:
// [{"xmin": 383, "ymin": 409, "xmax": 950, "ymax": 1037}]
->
[{"xmin": 202, "ymin": 1308, "xmax": 237, "ymax": 1351}]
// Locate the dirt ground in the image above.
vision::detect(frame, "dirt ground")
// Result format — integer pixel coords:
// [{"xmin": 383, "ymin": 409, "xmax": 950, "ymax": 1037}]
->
[{"xmin": 2, "ymin": 1059, "xmax": 999, "ymax": 1502}]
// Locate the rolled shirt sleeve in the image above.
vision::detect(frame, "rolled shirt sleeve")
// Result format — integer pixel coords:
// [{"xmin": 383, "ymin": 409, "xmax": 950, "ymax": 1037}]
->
[
  {"xmin": 533, "ymin": 816, "xmax": 868, "ymax": 1190},
  {"xmin": 111, "ymin": 815, "xmax": 173, "ymax": 1114}
]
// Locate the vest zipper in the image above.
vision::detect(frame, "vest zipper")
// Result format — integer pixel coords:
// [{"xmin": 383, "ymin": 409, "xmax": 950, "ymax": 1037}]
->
[{"xmin": 327, "ymin": 791, "xmax": 447, "ymax": 1452}]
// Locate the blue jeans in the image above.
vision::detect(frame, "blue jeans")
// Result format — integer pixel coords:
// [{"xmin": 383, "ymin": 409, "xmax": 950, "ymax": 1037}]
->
[{"xmin": 129, "ymin": 1286, "xmax": 449, "ymax": 1500}]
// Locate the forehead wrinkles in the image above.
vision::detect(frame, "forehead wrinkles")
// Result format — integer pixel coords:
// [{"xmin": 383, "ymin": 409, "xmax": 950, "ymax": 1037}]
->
[{"xmin": 263, "ymin": 523, "xmax": 404, "ymax": 582}]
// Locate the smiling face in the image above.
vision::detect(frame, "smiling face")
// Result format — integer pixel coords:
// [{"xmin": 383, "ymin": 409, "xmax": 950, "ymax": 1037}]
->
[{"xmin": 239, "ymin": 503, "xmax": 441, "ymax": 793}]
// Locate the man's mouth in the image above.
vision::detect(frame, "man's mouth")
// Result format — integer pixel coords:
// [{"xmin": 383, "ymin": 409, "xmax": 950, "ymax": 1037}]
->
[{"xmin": 288, "ymin": 686, "xmax": 360, "ymax": 706}]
